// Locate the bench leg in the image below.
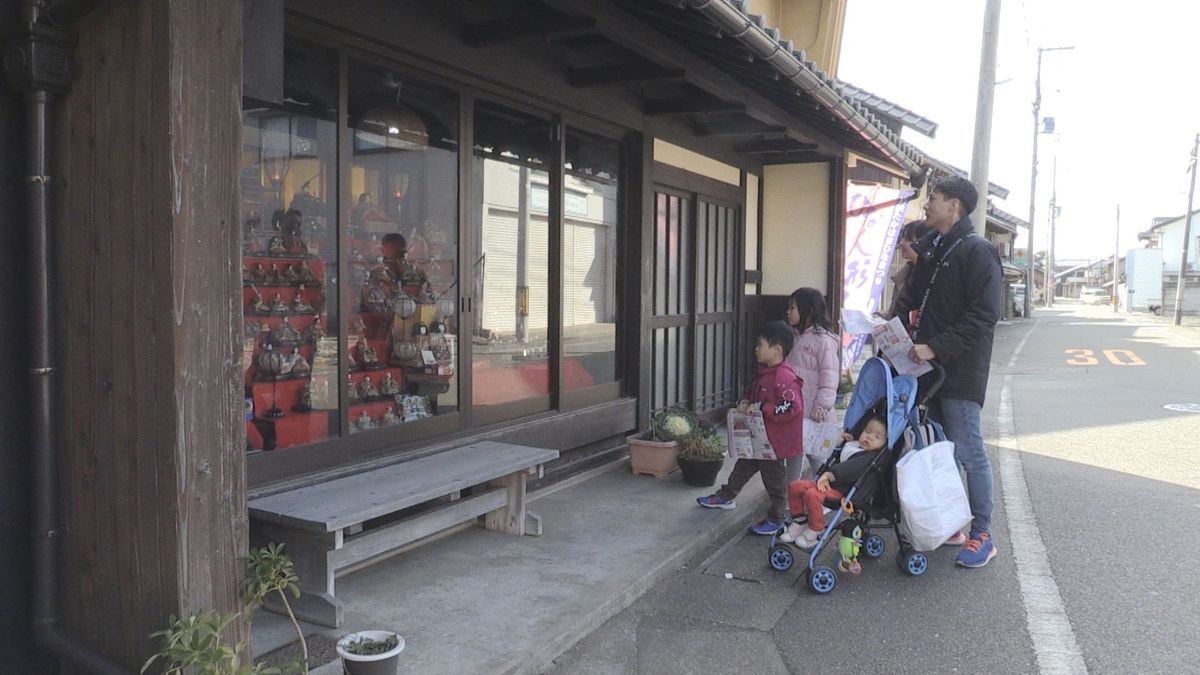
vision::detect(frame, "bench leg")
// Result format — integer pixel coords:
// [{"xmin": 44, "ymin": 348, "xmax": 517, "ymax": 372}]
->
[
  {"xmin": 254, "ymin": 524, "xmax": 345, "ymax": 628},
  {"xmin": 277, "ymin": 540, "xmax": 344, "ymax": 628},
  {"xmin": 485, "ymin": 471, "xmax": 528, "ymax": 535}
]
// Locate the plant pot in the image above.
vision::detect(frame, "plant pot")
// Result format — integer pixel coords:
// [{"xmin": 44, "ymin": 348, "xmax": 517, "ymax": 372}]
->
[
  {"xmin": 677, "ymin": 456, "xmax": 724, "ymax": 487},
  {"xmin": 336, "ymin": 630, "xmax": 405, "ymax": 675},
  {"xmin": 627, "ymin": 435, "xmax": 678, "ymax": 479}
]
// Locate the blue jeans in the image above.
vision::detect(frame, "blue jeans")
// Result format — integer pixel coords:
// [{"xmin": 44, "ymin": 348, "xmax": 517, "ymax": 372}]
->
[{"xmin": 928, "ymin": 397, "xmax": 993, "ymax": 534}]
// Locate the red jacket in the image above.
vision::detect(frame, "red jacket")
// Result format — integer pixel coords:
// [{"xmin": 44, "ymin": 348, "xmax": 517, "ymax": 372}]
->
[{"xmin": 745, "ymin": 362, "xmax": 805, "ymax": 459}]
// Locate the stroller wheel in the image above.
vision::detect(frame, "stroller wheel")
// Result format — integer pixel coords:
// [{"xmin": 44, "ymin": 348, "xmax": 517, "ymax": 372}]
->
[
  {"xmin": 863, "ymin": 534, "xmax": 886, "ymax": 559},
  {"xmin": 806, "ymin": 566, "xmax": 837, "ymax": 594},
  {"xmin": 896, "ymin": 549, "xmax": 928, "ymax": 576},
  {"xmin": 768, "ymin": 545, "xmax": 794, "ymax": 572}
]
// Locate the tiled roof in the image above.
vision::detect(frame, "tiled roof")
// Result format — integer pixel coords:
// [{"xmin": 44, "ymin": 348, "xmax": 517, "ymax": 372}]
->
[
  {"xmin": 628, "ymin": 0, "xmax": 927, "ymax": 181},
  {"xmin": 834, "ymin": 81, "xmax": 939, "ymax": 138},
  {"xmin": 925, "ymin": 155, "xmax": 1009, "ymax": 200},
  {"xmin": 987, "ymin": 202, "xmax": 1028, "ymax": 233}
]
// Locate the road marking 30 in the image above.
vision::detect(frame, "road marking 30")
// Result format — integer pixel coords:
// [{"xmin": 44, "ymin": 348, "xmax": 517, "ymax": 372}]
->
[{"xmin": 1065, "ymin": 348, "xmax": 1145, "ymax": 366}]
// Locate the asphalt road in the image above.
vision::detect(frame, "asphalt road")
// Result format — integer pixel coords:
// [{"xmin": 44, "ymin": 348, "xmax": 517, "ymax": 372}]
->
[{"xmin": 549, "ymin": 303, "xmax": 1200, "ymax": 674}]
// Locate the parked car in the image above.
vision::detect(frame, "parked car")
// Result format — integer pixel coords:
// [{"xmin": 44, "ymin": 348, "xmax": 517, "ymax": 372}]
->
[
  {"xmin": 1010, "ymin": 283, "xmax": 1026, "ymax": 317},
  {"xmin": 1080, "ymin": 287, "xmax": 1110, "ymax": 305}
]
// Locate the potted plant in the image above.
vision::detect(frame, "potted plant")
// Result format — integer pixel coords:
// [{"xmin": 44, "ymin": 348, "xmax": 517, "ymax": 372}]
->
[
  {"xmin": 676, "ymin": 426, "xmax": 727, "ymax": 487},
  {"xmin": 627, "ymin": 407, "xmax": 697, "ymax": 478},
  {"xmin": 336, "ymin": 630, "xmax": 405, "ymax": 675}
]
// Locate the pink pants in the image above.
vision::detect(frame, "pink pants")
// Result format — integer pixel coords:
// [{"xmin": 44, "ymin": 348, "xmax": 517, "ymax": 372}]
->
[{"xmin": 787, "ymin": 480, "xmax": 843, "ymax": 532}]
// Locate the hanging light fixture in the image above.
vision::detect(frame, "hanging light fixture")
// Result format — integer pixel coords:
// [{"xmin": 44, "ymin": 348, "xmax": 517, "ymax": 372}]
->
[{"xmin": 361, "ymin": 81, "xmax": 429, "ymax": 152}]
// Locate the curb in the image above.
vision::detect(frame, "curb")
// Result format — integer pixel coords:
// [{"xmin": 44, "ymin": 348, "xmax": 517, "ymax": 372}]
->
[{"xmin": 507, "ymin": 488, "xmax": 769, "ymax": 675}]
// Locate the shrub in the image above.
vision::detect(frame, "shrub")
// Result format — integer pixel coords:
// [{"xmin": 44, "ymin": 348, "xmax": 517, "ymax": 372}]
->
[{"xmin": 677, "ymin": 428, "xmax": 725, "ymax": 462}]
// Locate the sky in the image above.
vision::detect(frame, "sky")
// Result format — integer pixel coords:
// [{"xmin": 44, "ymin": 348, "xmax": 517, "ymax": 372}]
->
[{"xmin": 838, "ymin": 0, "xmax": 1200, "ymax": 263}]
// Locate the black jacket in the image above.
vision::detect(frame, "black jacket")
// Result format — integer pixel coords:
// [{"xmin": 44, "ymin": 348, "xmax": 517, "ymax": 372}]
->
[
  {"xmin": 828, "ymin": 449, "xmax": 880, "ymax": 492},
  {"xmin": 895, "ymin": 216, "xmax": 1001, "ymax": 405}
]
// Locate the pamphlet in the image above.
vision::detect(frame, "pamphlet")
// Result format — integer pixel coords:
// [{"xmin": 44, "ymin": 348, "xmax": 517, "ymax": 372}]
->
[
  {"xmin": 726, "ymin": 409, "xmax": 777, "ymax": 460},
  {"xmin": 839, "ymin": 309, "xmax": 932, "ymax": 378}
]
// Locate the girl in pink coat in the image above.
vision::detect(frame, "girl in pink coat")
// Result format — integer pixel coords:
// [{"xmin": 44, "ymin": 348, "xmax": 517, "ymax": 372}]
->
[{"xmin": 784, "ymin": 288, "xmax": 841, "ymax": 423}]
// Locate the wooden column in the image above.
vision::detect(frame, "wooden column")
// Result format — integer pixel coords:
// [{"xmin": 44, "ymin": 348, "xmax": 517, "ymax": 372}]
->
[{"xmin": 57, "ymin": 0, "xmax": 245, "ymax": 668}]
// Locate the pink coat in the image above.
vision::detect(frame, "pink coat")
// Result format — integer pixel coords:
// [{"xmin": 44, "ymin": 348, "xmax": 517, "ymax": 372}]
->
[{"xmin": 784, "ymin": 326, "xmax": 840, "ymax": 416}]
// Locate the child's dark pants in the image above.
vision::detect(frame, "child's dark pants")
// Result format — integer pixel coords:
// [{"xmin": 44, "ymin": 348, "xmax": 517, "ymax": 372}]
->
[{"xmin": 716, "ymin": 458, "xmax": 788, "ymax": 522}]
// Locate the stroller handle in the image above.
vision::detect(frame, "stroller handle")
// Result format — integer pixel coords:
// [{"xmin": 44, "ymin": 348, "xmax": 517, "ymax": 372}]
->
[{"xmin": 919, "ymin": 360, "xmax": 946, "ymax": 406}]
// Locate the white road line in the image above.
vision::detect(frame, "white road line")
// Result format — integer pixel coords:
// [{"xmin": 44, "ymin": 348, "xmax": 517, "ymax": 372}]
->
[{"xmin": 998, "ymin": 320, "xmax": 1087, "ymax": 674}]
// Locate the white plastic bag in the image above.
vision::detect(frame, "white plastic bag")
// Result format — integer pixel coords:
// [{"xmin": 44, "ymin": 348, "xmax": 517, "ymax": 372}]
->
[{"xmin": 896, "ymin": 440, "xmax": 972, "ymax": 551}]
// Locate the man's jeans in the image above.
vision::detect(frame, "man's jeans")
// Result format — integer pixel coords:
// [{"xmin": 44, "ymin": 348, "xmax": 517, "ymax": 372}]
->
[{"xmin": 928, "ymin": 397, "xmax": 993, "ymax": 534}]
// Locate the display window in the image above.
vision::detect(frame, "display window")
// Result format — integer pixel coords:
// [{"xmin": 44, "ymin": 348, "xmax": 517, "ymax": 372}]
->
[
  {"xmin": 563, "ymin": 128, "xmax": 620, "ymax": 392},
  {"xmin": 241, "ymin": 38, "xmax": 340, "ymax": 451},
  {"xmin": 240, "ymin": 30, "xmax": 628, "ymax": 465},
  {"xmin": 346, "ymin": 58, "xmax": 460, "ymax": 433},
  {"xmin": 470, "ymin": 101, "xmax": 552, "ymax": 409}
]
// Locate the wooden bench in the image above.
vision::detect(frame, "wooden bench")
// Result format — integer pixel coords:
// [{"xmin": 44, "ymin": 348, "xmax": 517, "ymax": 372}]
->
[{"xmin": 248, "ymin": 441, "xmax": 559, "ymax": 627}]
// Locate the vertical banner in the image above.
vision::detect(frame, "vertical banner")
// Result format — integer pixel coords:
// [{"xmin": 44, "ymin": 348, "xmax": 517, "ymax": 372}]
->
[{"xmin": 841, "ymin": 184, "xmax": 914, "ymax": 370}]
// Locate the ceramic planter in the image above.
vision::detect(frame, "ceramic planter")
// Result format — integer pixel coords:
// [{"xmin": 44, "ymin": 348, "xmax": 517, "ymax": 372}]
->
[
  {"xmin": 677, "ymin": 456, "xmax": 724, "ymax": 487},
  {"xmin": 336, "ymin": 630, "xmax": 405, "ymax": 675},
  {"xmin": 627, "ymin": 434, "xmax": 678, "ymax": 479}
]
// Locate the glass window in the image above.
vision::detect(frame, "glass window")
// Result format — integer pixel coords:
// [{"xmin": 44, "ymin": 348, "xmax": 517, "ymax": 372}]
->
[
  {"xmin": 471, "ymin": 102, "xmax": 551, "ymax": 408},
  {"xmin": 347, "ymin": 60, "xmax": 459, "ymax": 432},
  {"xmin": 240, "ymin": 38, "xmax": 339, "ymax": 452},
  {"xmin": 563, "ymin": 128, "xmax": 620, "ymax": 391}
]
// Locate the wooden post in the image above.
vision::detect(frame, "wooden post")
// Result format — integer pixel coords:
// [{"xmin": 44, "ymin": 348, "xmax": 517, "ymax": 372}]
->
[{"xmin": 57, "ymin": 0, "xmax": 246, "ymax": 667}]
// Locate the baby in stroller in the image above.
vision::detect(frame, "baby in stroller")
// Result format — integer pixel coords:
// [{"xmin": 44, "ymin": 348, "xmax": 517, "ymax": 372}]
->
[{"xmin": 780, "ymin": 411, "xmax": 888, "ymax": 550}]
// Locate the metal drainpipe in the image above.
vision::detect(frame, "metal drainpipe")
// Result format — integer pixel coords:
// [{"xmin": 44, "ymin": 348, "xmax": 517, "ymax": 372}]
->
[
  {"xmin": 6, "ymin": 1, "xmax": 131, "ymax": 673},
  {"xmin": 681, "ymin": 0, "xmax": 923, "ymax": 180}
]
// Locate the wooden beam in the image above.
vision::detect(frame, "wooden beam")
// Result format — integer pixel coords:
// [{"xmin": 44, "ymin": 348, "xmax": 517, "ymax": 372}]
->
[
  {"xmin": 538, "ymin": 0, "xmax": 844, "ymax": 157},
  {"xmin": 567, "ymin": 64, "xmax": 685, "ymax": 87},
  {"xmin": 693, "ymin": 120, "xmax": 787, "ymax": 138},
  {"xmin": 463, "ymin": 15, "xmax": 596, "ymax": 48},
  {"xmin": 733, "ymin": 139, "xmax": 819, "ymax": 154},
  {"xmin": 762, "ymin": 151, "xmax": 830, "ymax": 165},
  {"xmin": 644, "ymin": 98, "xmax": 744, "ymax": 116}
]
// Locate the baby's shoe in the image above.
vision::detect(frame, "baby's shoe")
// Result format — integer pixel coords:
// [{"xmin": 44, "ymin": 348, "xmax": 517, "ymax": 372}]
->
[
  {"xmin": 779, "ymin": 522, "xmax": 807, "ymax": 543},
  {"xmin": 791, "ymin": 526, "xmax": 822, "ymax": 550}
]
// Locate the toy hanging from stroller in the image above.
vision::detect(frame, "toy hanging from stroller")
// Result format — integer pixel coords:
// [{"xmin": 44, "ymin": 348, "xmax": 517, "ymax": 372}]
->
[{"xmin": 766, "ymin": 356, "xmax": 945, "ymax": 594}]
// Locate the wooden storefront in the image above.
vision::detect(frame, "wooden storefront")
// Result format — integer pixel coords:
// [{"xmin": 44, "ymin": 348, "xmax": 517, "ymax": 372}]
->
[{"xmin": 1, "ymin": 0, "xmax": 925, "ymax": 670}]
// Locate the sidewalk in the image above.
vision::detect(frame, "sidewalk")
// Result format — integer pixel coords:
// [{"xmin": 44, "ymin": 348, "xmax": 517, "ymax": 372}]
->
[{"xmin": 252, "ymin": 455, "xmax": 767, "ymax": 674}]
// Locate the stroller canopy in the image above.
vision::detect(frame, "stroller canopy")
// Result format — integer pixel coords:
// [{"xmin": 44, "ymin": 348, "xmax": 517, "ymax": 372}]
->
[{"xmin": 843, "ymin": 357, "xmax": 918, "ymax": 449}]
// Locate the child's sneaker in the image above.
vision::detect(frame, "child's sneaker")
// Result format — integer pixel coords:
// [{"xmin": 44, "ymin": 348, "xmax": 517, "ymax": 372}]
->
[
  {"xmin": 955, "ymin": 531, "xmax": 997, "ymax": 568},
  {"xmin": 942, "ymin": 531, "xmax": 967, "ymax": 547},
  {"xmin": 749, "ymin": 519, "xmax": 783, "ymax": 536},
  {"xmin": 696, "ymin": 494, "xmax": 736, "ymax": 510}
]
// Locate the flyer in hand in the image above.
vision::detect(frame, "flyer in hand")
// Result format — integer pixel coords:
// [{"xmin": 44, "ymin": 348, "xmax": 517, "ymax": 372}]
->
[
  {"xmin": 840, "ymin": 309, "xmax": 932, "ymax": 378},
  {"xmin": 726, "ymin": 409, "xmax": 777, "ymax": 460}
]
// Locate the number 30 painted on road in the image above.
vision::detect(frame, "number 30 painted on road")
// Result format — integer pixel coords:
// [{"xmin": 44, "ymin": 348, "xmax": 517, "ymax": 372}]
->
[{"xmin": 1065, "ymin": 349, "xmax": 1146, "ymax": 366}]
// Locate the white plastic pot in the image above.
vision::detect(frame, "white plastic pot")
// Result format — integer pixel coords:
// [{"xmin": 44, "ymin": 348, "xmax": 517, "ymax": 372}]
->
[{"xmin": 336, "ymin": 630, "xmax": 405, "ymax": 675}]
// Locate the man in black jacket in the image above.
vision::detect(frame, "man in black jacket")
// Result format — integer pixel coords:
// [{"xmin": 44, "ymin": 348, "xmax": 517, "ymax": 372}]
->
[{"xmin": 896, "ymin": 176, "xmax": 1001, "ymax": 568}]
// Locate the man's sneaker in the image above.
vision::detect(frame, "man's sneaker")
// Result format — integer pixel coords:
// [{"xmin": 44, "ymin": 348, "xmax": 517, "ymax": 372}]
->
[
  {"xmin": 696, "ymin": 494, "xmax": 736, "ymax": 510},
  {"xmin": 942, "ymin": 531, "xmax": 967, "ymax": 547},
  {"xmin": 955, "ymin": 531, "xmax": 997, "ymax": 568},
  {"xmin": 749, "ymin": 519, "xmax": 783, "ymax": 536}
]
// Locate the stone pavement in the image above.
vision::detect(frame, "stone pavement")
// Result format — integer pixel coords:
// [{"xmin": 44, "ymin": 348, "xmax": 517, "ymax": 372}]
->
[{"xmin": 251, "ymin": 455, "xmax": 768, "ymax": 674}]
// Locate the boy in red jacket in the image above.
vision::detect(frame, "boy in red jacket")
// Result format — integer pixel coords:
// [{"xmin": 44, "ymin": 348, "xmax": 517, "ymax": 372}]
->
[{"xmin": 697, "ymin": 320, "xmax": 804, "ymax": 535}]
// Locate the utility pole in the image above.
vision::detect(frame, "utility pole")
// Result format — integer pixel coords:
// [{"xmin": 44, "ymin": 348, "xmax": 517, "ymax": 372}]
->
[
  {"xmin": 1113, "ymin": 204, "xmax": 1120, "ymax": 312},
  {"xmin": 970, "ymin": 0, "xmax": 1002, "ymax": 235},
  {"xmin": 1047, "ymin": 155, "xmax": 1057, "ymax": 307},
  {"xmin": 1173, "ymin": 133, "xmax": 1198, "ymax": 325},
  {"xmin": 1024, "ymin": 45, "xmax": 1073, "ymax": 317}
]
